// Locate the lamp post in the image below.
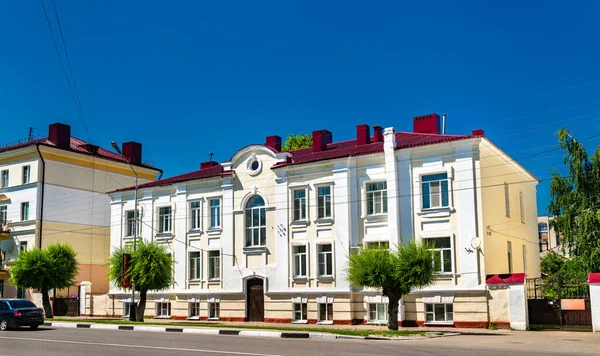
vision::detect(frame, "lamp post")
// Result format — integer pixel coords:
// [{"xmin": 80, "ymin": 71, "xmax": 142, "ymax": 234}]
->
[{"xmin": 111, "ymin": 141, "xmax": 139, "ymax": 321}]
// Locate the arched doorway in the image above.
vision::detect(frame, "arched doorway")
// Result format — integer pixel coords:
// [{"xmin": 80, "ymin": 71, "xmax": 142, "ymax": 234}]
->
[{"xmin": 246, "ymin": 278, "xmax": 264, "ymax": 322}]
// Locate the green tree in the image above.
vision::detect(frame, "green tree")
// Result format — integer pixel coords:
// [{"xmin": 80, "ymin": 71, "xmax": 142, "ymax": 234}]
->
[
  {"xmin": 108, "ymin": 241, "xmax": 173, "ymax": 322},
  {"xmin": 548, "ymin": 128, "xmax": 600, "ymax": 272},
  {"xmin": 347, "ymin": 242, "xmax": 435, "ymax": 330},
  {"xmin": 8, "ymin": 243, "xmax": 78, "ymax": 318},
  {"xmin": 282, "ymin": 133, "xmax": 312, "ymax": 152}
]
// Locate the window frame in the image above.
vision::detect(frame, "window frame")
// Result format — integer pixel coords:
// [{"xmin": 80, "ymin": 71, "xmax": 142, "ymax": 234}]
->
[
  {"xmin": 124, "ymin": 209, "xmax": 140, "ymax": 238},
  {"xmin": 421, "ymin": 233, "xmax": 455, "ymax": 275},
  {"xmin": 317, "ymin": 243, "xmax": 334, "ymax": 278},
  {"xmin": 424, "ymin": 303, "xmax": 453, "ymax": 324},
  {"xmin": 293, "ymin": 302, "xmax": 308, "ymax": 323},
  {"xmin": 208, "ymin": 250, "xmax": 221, "ymax": 281},
  {"xmin": 291, "ymin": 187, "xmax": 308, "ymax": 222},
  {"xmin": 189, "ymin": 200, "xmax": 202, "ymax": 231},
  {"xmin": 519, "ymin": 191, "xmax": 524, "ymax": 223},
  {"xmin": 208, "ymin": 198, "xmax": 222, "ymax": 230},
  {"xmin": 507, "ymin": 241, "xmax": 513, "ymax": 274},
  {"xmin": 22, "ymin": 165, "xmax": 30, "ymax": 185},
  {"xmin": 245, "ymin": 196, "xmax": 267, "ymax": 247},
  {"xmin": 188, "ymin": 301, "xmax": 201, "ymax": 319},
  {"xmin": 1, "ymin": 170, "xmax": 8, "ymax": 188},
  {"xmin": 421, "ymin": 173, "xmax": 450, "ymax": 210},
  {"xmin": 208, "ymin": 302, "xmax": 220, "ymax": 320},
  {"xmin": 157, "ymin": 206, "xmax": 173, "ymax": 234},
  {"xmin": 21, "ymin": 202, "xmax": 29, "ymax": 221},
  {"xmin": 368, "ymin": 303, "xmax": 388, "ymax": 324},
  {"xmin": 292, "ymin": 244, "xmax": 308, "ymax": 278},
  {"xmin": 365, "ymin": 180, "xmax": 388, "ymax": 216},
  {"xmin": 155, "ymin": 301, "xmax": 171, "ymax": 318},
  {"xmin": 188, "ymin": 251, "xmax": 202, "ymax": 281},
  {"xmin": 316, "ymin": 184, "xmax": 333, "ymax": 221},
  {"xmin": 0, "ymin": 205, "xmax": 7, "ymax": 225},
  {"xmin": 318, "ymin": 302, "xmax": 333, "ymax": 323},
  {"xmin": 504, "ymin": 182, "xmax": 510, "ymax": 217}
]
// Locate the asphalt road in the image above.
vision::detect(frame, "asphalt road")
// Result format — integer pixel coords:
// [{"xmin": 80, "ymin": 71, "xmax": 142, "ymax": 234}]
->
[{"xmin": 0, "ymin": 327, "xmax": 598, "ymax": 356}]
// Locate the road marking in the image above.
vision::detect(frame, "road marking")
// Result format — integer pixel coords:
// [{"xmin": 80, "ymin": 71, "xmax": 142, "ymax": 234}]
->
[{"xmin": 0, "ymin": 336, "xmax": 284, "ymax": 356}]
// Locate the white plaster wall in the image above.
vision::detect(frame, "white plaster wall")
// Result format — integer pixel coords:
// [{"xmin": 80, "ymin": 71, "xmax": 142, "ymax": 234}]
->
[{"xmin": 590, "ymin": 283, "xmax": 600, "ymax": 332}]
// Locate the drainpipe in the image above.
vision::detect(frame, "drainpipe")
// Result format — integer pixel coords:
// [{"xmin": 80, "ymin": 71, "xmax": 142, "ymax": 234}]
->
[{"xmin": 35, "ymin": 144, "xmax": 46, "ymax": 248}]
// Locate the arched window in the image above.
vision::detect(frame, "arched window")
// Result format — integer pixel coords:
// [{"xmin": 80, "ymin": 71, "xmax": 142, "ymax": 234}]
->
[{"xmin": 245, "ymin": 196, "xmax": 266, "ymax": 247}]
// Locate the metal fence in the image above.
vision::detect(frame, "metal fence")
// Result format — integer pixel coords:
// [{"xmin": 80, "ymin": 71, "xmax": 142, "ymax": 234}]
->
[{"xmin": 527, "ymin": 277, "xmax": 590, "ymax": 300}]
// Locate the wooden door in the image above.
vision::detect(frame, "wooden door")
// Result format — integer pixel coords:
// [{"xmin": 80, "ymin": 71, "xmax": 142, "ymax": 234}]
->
[{"xmin": 247, "ymin": 279, "xmax": 264, "ymax": 322}]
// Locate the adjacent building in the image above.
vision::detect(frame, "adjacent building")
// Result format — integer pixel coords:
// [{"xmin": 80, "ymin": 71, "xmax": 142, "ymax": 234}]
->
[
  {"xmin": 0, "ymin": 123, "xmax": 161, "ymax": 299},
  {"xmin": 107, "ymin": 113, "xmax": 540, "ymax": 327},
  {"xmin": 538, "ymin": 215, "xmax": 567, "ymax": 256}
]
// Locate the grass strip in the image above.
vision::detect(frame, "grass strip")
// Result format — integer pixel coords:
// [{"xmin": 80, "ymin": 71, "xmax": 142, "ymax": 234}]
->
[{"xmin": 51, "ymin": 318, "xmax": 426, "ymax": 338}]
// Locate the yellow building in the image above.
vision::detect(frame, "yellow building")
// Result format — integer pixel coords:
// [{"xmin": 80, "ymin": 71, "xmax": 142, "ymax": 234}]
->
[{"xmin": 0, "ymin": 123, "xmax": 160, "ymax": 301}]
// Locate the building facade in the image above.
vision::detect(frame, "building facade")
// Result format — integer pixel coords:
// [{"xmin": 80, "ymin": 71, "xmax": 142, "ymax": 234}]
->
[
  {"xmin": 538, "ymin": 215, "xmax": 567, "ymax": 256},
  {"xmin": 0, "ymin": 123, "xmax": 160, "ymax": 299},
  {"xmin": 107, "ymin": 114, "xmax": 540, "ymax": 327}
]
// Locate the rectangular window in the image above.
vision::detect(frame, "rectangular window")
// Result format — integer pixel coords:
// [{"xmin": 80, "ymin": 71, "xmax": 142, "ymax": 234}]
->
[
  {"xmin": 507, "ymin": 241, "xmax": 513, "ymax": 274},
  {"xmin": 125, "ymin": 210, "xmax": 140, "ymax": 237},
  {"xmin": 318, "ymin": 303, "xmax": 333, "ymax": 322},
  {"xmin": 504, "ymin": 183, "xmax": 510, "ymax": 217},
  {"xmin": 293, "ymin": 303, "xmax": 307, "ymax": 322},
  {"xmin": 292, "ymin": 189, "xmax": 307, "ymax": 221},
  {"xmin": 1, "ymin": 170, "xmax": 8, "ymax": 188},
  {"xmin": 519, "ymin": 191, "xmax": 524, "ymax": 223},
  {"xmin": 293, "ymin": 245, "xmax": 307, "ymax": 277},
  {"xmin": 156, "ymin": 302, "xmax": 171, "ymax": 317},
  {"xmin": 209, "ymin": 302, "xmax": 220, "ymax": 319},
  {"xmin": 22, "ymin": 166, "xmax": 30, "ymax": 184},
  {"xmin": 21, "ymin": 202, "xmax": 29, "ymax": 221},
  {"xmin": 317, "ymin": 186, "xmax": 332, "ymax": 219},
  {"xmin": 366, "ymin": 181, "xmax": 388, "ymax": 215},
  {"xmin": 426, "ymin": 237, "xmax": 452, "ymax": 273},
  {"xmin": 19, "ymin": 241, "xmax": 27, "ymax": 253},
  {"xmin": 369, "ymin": 303, "xmax": 388, "ymax": 323},
  {"xmin": 425, "ymin": 303, "xmax": 453, "ymax": 323},
  {"xmin": 158, "ymin": 207, "xmax": 172, "ymax": 233},
  {"xmin": 366, "ymin": 241, "xmax": 389, "ymax": 250},
  {"xmin": 189, "ymin": 302, "xmax": 200, "ymax": 318},
  {"xmin": 189, "ymin": 252, "xmax": 201, "ymax": 280},
  {"xmin": 190, "ymin": 201, "xmax": 201, "ymax": 230},
  {"xmin": 522, "ymin": 245, "xmax": 527, "ymax": 275},
  {"xmin": 122, "ymin": 302, "xmax": 132, "ymax": 318},
  {"xmin": 318, "ymin": 244, "xmax": 333, "ymax": 277},
  {"xmin": 209, "ymin": 199, "xmax": 221, "ymax": 228},
  {"xmin": 0, "ymin": 206, "xmax": 7, "ymax": 225},
  {"xmin": 422, "ymin": 173, "xmax": 449, "ymax": 209},
  {"xmin": 245, "ymin": 207, "xmax": 266, "ymax": 247},
  {"xmin": 208, "ymin": 251, "xmax": 221, "ymax": 280}
]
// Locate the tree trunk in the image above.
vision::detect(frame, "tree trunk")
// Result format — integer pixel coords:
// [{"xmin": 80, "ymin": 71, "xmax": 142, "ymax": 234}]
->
[
  {"xmin": 42, "ymin": 289, "xmax": 53, "ymax": 319},
  {"xmin": 136, "ymin": 290, "xmax": 147, "ymax": 322},
  {"xmin": 386, "ymin": 293, "xmax": 401, "ymax": 330}
]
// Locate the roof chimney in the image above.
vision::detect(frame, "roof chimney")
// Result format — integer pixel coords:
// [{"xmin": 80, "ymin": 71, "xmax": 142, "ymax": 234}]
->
[
  {"xmin": 312, "ymin": 130, "xmax": 332, "ymax": 152},
  {"xmin": 122, "ymin": 142, "xmax": 142, "ymax": 165},
  {"xmin": 265, "ymin": 135, "xmax": 282, "ymax": 152},
  {"xmin": 356, "ymin": 124, "xmax": 370, "ymax": 145},
  {"xmin": 471, "ymin": 129, "xmax": 485, "ymax": 137},
  {"xmin": 200, "ymin": 161, "xmax": 220, "ymax": 170},
  {"xmin": 413, "ymin": 113, "xmax": 441, "ymax": 134},
  {"xmin": 48, "ymin": 123, "xmax": 71, "ymax": 149},
  {"xmin": 373, "ymin": 126, "xmax": 383, "ymax": 143}
]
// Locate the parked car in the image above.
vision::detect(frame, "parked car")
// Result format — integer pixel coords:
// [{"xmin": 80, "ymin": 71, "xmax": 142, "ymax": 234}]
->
[{"xmin": 0, "ymin": 299, "xmax": 44, "ymax": 331}]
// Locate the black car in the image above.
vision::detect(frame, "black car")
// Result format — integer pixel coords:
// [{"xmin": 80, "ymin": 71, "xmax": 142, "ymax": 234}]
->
[{"xmin": 0, "ymin": 299, "xmax": 44, "ymax": 331}]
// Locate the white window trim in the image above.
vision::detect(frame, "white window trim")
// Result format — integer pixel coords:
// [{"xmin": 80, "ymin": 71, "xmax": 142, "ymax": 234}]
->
[
  {"xmin": 290, "ymin": 186, "xmax": 309, "ymax": 226},
  {"xmin": 414, "ymin": 166, "xmax": 454, "ymax": 216},
  {"xmin": 1, "ymin": 170, "xmax": 8, "ymax": 188},
  {"xmin": 123, "ymin": 209, "xmax": 141, "ymax": 239},
  {"xmin": 291, "ymin": 243, "xmax": 309, "ymax": 279},
  {"xmin": 207, "ymin": 248, "xmax": 222, "ymax": 282},
  {"xmin": 424, "ymin": 303, "xmax": 454, "ymax": 325},
  {"xmin": 419, "ymin": 232, "xmax": 455, "ymax": 276},
  {"xmin": 156, "ymin": 204, "xmax": 175, "ymax": 237},
  {"xmin": 315, "ymin": 241, "xmax": 335, "ymax": 280},
  {"xmin": 155, "ymin": 301, "xmax": 171, "ymax": 318},
  {"xmin": 188, "ymin": 250, "xmax": 202, "ymax": 282},
  {"xmin": 189, "ymin": 200, "xmax": 203, "ymax": 232},
  {"xmin": 207, "ymin": 196, "xmax": 223, "ymax": 232},
  {"xmin": 316, "ymin": 297, "xmax": 334, "ymax": 324},
  {"xmin": 292, "ymin": 302, "xmax": 308, "ymax": 323},
  {"xmin": 22, "ymin": 165, "xmax": 31, "ymax": 185},
  {"xmin": 246, "ymin": 154, "xmax": 262, "ymax": 176},
  {"xmin": 367, "ymin": 303, "xmax": 389, "ymax": 324},
  {"xmin": 188, "ymin": 300, "xmax": 201, "ymax": 320},
  {"xmin": 208, "ymin": 301, "xmax": 220, "ymax": 320},
  {"xmin": 362, "ymin": 179, "xmax": 389, "ymax": 218},
  {"xmin": 314, "ymin": 183, "xmax": 334, "ymax": 224}
]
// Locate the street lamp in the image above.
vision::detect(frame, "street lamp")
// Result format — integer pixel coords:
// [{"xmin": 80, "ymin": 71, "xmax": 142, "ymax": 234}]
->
[{"xmin": 111, "ymin": 141, "xmax": 139, "ymax": 322}]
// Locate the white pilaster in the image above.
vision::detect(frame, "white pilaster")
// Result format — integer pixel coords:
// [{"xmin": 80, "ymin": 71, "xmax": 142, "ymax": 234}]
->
[
  {"xmin": 173, "ymin": 185, "xmax": 188, "ymax": 289},
  {"xmin": 508, "ymin": 283, "xmax": 528, "ymax": 330},
  {"xmin": 589, "ymin": 274, "xmax": 600, "ymax": 332},
  {"xmin": 79, "ymin": 281, "xmax": 91, "ymax": 316},
  {"xmin": 221, "ymin": 177, "xmax": 237, "ymax": 291},
  {"xmin": 383, "ymin": 127, "xmax": 400, "ymax": 248},
  {"xmin": 333, "ymin": 162, "xmax": 350, "ymax": 289},
  {"xmin": 396, "ymin": 154, "xmax": 413, "ymax": 243},
  {"xmin": 273, "ymin": 172, "xmax": 289, "ymax": 291}
]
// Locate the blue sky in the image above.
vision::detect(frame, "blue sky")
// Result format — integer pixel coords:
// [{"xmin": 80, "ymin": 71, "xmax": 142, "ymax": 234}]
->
[{"xmin": 1, "ymin": 1, "xmax": 600, "ymax": 215}]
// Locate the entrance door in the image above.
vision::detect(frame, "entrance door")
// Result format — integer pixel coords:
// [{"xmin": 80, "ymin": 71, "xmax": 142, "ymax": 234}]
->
[{"xmin": 246, "ymin": 278, "xmax": 264, "ymax": 322}]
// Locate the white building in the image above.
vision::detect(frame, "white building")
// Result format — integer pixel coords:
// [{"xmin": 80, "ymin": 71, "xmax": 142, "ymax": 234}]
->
[{"xmin": 107, "ymin": 113, "xmax": 540, "ymax": 328}]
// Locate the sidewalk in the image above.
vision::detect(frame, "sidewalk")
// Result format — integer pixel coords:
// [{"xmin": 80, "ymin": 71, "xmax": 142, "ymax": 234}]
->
[{"xmin": 51, "ymin": 315, "xmax": 509, "ymax": 336}]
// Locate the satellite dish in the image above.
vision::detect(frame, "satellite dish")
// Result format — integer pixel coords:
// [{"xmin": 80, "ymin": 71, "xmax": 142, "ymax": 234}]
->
[
  {"xmin": 0, "ymin": 239, "xmax": 13, "ymax": 252},
  {"xmin": 470, "ymin": 237, "xmax": 482, "ymax": 250}
]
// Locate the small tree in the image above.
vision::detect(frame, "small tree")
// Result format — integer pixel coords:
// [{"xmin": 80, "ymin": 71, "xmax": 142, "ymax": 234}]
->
[
  {"xmin": 282, "ymin": 133, "xmax": 312, "ymax": 152},
  {"xmin": 108, "ymin": 241, "xmax": 173, "ymax": 322},
  {"xmin": 347, "ymin": 242, "xmax": 435, "ymax": 330},
  {"xmin": 8, "ymin": 243, "xmax": 78, "ymax": 318}
]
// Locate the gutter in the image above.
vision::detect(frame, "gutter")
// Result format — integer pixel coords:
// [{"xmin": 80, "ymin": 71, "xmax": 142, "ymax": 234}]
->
[{"xmin": 35, "ymin": 144, "xmax": 46, "ymax": 248}]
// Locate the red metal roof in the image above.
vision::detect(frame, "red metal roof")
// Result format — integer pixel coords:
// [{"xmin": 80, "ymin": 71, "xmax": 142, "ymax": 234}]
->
[
  {"xmin": 274, "ymin": 131, "xmax": 473, "ymax": 167},
  {"xmin": 486, "ymin": 273, "xmax": 526, "ymax": 285},
  {"xmin": 112, "ymin": 164, "xmax": 234, "ymax": 193},
  {"xmin": 0, "ymin": 136, "xmax": 159, "ymax": 171}
]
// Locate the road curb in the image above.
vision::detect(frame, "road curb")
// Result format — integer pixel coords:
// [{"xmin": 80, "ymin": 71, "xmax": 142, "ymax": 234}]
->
[{"xmin": 42, "ymin": 322, "xmax": 458, "ymax": 341}]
